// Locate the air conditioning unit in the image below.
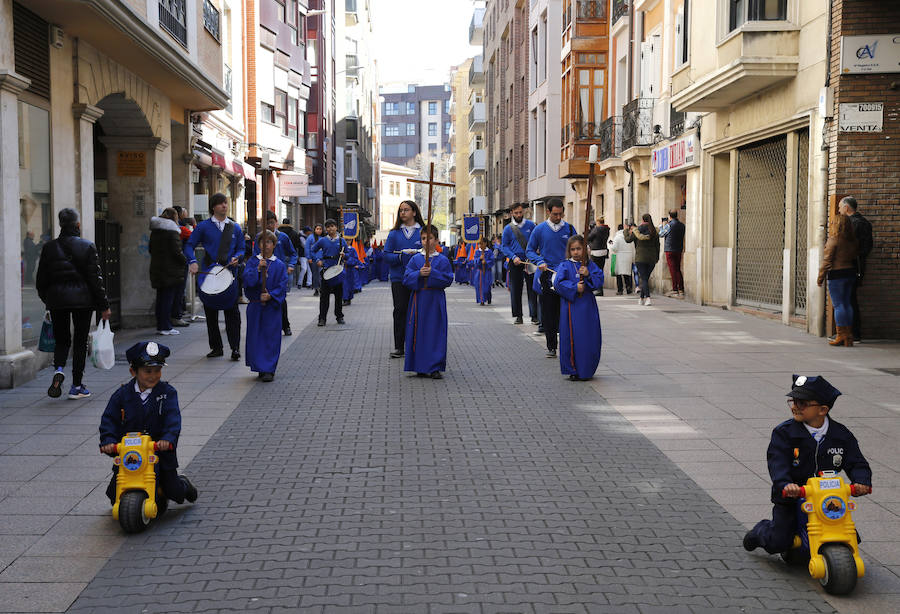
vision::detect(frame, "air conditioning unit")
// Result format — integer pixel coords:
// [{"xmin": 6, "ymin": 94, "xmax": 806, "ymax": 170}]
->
[{"xmin": 49, "ymin": 26, "xmax": 64, "ymax": 49}]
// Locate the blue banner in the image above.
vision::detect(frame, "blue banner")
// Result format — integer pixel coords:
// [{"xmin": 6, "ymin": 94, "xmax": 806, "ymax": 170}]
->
[
  {"xmin": 462, "ymin": 214, "xmax": 481, "ymax": 244},
  {"xmin": 342, "ymin": 211, "xmax": 359, "ymax": 239}
]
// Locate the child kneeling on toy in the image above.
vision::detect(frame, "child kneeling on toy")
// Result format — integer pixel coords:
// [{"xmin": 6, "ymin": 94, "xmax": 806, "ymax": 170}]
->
[
  {"xmin": 743, "ymin": 374, "xmax": 871, "ymax": 554},
  {"xmin": 99, "ymin": 341, "xmax": 198, "ymax": 505}
]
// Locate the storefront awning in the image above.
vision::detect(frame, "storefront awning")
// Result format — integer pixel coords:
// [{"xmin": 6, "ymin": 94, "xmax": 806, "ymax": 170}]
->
[{"xmin": 211, "ymin": 149, "xmax": 228, "ymax": 170}]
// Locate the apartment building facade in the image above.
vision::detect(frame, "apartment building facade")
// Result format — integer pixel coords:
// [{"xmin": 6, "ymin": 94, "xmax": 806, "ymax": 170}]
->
[
  {"xmin": 483, "ymin": 0, "xmax": 529, "ymax": 234},
  {"xmin": 380, "ymin": 84, "xmax": 452, "ymax": 167},
  {"xmin": 449, "ymin": 58, "xmax": 473, "ymax": 230}
]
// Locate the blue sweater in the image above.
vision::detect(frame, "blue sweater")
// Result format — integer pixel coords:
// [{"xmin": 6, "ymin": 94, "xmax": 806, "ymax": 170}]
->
[
  {"xmin": 253, "ymin": 230, "xmax": 298, "ymax": 267},
  {"xmin": 383, "ymin": 226, "xmax": 423, "ymax": 282},
  {"xmin": 501, "ymin": 220, "xmax": 536, "ymax": 261},
  {"xmin": 184, "ymin": 218, "xmax": 246, "ymax": 268},
  {"xmin": 525, "ymin": 222, "xmax": 575, "ymax": 270}
]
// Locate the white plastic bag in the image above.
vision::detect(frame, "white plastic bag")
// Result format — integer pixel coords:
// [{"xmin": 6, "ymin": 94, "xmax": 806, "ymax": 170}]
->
[{"xmin": 90, "ymin": 320, "xmax": 115, "ymax": 370}]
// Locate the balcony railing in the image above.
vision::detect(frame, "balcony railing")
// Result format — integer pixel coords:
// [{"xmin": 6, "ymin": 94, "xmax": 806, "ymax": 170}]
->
[
  {"xmin": 669, "ymin": 108, "xmax": 686, "ymax": 138},
  {"xmin": 599, "ymin": 116, "xmax": 623, "ymax": 160},
  {"xmin": 468, "ymin": 102, "xmax": 486, "ymax": 130},
  {"xmin": 612, "ymin": 0, "xmax": 628, "ymax": 24},
  {"xmin": 468, "ymin": 56, "xmax": 484, "ymax": 86},
  {"xmin": 576, "ymin": 0, "xmax": 607, "ymax": 20},
  {"xmin": 622, "ymin": 98, "xmax": 654, "ymax": 150},
  {"xmin": 469, "ymin": 149, "xmax": 486, "ymax": 173},
  {"xmin": 159, "ymin": 0, "xmax": 187, "ymax": 47},
  {"xmin": 572, "ymin": 121, "xmax": 601, "ymax": 140},
  {"xmin": 203, "ymin": 0, "xmax": 220, "ymax": 40}
]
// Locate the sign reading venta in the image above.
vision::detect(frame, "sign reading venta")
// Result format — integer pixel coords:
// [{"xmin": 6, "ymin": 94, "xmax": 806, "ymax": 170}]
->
[
  {"xmin": 839, "ymin": 103, "xmax": 883, "ymax": 133},
  {"xmin": 840, "ymin": 35, "xmax": 900, "ymax": 74},
  {"xmin": 279, "ymin": 173, "xmax": 309, "ymax": 197},
  {"xmin": 651, "ymin": 133, "xmax": 698, "ymax": 177}
]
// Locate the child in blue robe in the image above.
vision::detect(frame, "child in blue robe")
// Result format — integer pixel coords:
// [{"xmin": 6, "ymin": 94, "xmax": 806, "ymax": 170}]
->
[
  {"xmin": 472, "ymin": 238, "xmax": 494, "ymax": 305},
  {"xmin": 403, "ymin": 225, "xmax": 453, "ymax": 379},
  {"xmin": 342, "ymin": 246, "xmax": 360, "ymax": 305},
  {"xmin": 554, "ymin": 234, "xmax": 603, "ymax": 381},
  {"xmin": 454, "ymin": 244, "xmax": 469, "ymax": 284},
  {"xmin": 243, "ymin": 230, "xmax": 288, "ymax": 382}
]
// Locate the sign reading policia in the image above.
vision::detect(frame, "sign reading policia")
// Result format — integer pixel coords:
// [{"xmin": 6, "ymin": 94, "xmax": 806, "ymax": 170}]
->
[
  {"xmin": 462, "ymin": 214, "xmax": 481, "ymax": 244},
  {"xmin": 342, "ymin": 210, "xmax": 359, "ymax": 239}
]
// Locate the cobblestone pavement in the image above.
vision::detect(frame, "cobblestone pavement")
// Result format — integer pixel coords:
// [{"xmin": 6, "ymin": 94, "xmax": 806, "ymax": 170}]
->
[{"xmin": 63, "ymin": 283, "xmax": 837, "ymax": 614}]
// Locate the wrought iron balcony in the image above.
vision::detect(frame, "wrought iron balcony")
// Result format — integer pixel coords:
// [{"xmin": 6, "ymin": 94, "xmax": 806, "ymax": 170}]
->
[
  {"xmin": 599, "ymin": 116, "xmax": 623, "ymax": 160},
  {"xmin": 576, "ymin": 0, "xmax": 607, "ymax": 21},
  {"xmin": 159, "ymin": 0, "xmax": 187, "ymax": 47},
  {"xmin": 622, "ymin": 98, "xmax": 654, "ymax": 150},
  {"xmin": 612, "ymin": 0, "xmax": 628, "ymax": 24},
  {"xmin": 572, "ymin": 121, "xmax": 601, "ymax": 141},
  {"xmin": 669, "ymin": 108, "xmax": 686, "ymax": 138}
]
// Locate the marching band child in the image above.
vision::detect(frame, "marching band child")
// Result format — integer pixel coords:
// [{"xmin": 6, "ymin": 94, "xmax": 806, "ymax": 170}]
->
[
  {"xmin": 99, "ymin": 342, "xmax": 198, "ymax": 506},
  {"xmin": 472, "ymin": 237, "xmax": 494, "ymax": 305},
  {"xmin": 243, "ymin": 230, "xmax": 288, "ymax": 382},
  {"xmin": 454, "ymin": 243, "xmax": 469, "ymax": 284},
  {"xmin": 313, "ymin": 219, "xmax": 350, "ymax": 326},
  {"xmin": 553, "ymin": 235, "xmax": 603, "ymax": 381},
  {"xmin": 403, "ymin": 225, "xmax": 453, "ymax": 379}
]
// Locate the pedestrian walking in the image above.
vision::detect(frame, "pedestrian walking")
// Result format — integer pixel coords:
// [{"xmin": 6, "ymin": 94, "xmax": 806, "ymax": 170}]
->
[
  {"xmin": 184, "ymin": 193, "xmax": 246, "ymax": 361},
  {"xmin": 402, "ymin": 225, "xmax": 452, "ymax": 379},
  {"xmin": 501, "ymin": 203, "xmax": 538, "ymax": 324},
  {"xmin": 170, "ymin": 206, "xmax": 193, "ymax": 326},
  {"xmin": 838, "ymin": 197, "xmax": 873, "ymax": 342},
  {"xmin": 817, "ymin": 213, "xmax": 858, "ymax": 347},
  {"xmin": 35, "ymin": 207, "xmax": 111, "ymax": 400},
  {"xmin": 586, "ymin": 217, "xmax": 610, "ymax": 296},
  {"xmin": 22, "ymin": 231, "xmax": 40, "ymax": 285},
  {"xmin": 659, "ymin": 209, "xmax": 686, "ymax": 297},
  {"xmin": 624, "ymin": 214, "xmax": 660, "ymax": 306},
  {"xmin": 297, "ymin": 226, "xmax": 312, "ymax": 287},
  {"xmin": 383, "ymin": 200, "xmax": 424, "ymax": 359},
  {"xmin": 554, "ymin": 235, "xmax": 603, "ymax": 381},
  {"xmin": 307, "ymin": 224, "xmax": 324, "ymax": 295},
  {"xmin": 244, "ymin": 230, "xmax": 289, "ymax": 381},
  {"xmin": 149, "ymin": 208, "xmax": 187, "ymax": 336},
  {"xmin": 526, "ymin": 198, "xmax": 576, "ymax": 358},
  {"xmin": 472, "ymin": 237, "xmax": 494, "ymax": 305},
  {"xmin": 608, "ymin": 224, "xmax": 635, "ymax": 295},
  {"xmin": 492, "ymin": 235, "xmax": 504, "ymax": 288}
]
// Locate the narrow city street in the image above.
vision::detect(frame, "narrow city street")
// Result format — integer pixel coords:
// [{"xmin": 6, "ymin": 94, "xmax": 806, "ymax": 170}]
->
[{"xmin": 1, "ymin": 283, "xmax": 898, "ymax": 613}]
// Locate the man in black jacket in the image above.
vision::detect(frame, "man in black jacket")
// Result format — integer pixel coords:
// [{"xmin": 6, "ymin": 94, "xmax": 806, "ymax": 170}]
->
[
  {"xmin": 660, "ymin": 209, "xmax": 686, "ymax": 297},
  {"xmin": 586, "ymin": 217, "xmax": 610, "ymax": 296},
  {"xmin": 36, "ymin": 208, "xmax": 111, "ymax": 400},
  {"xmin": 838, "ymin": 197, "xmax": 873, "ymax": 342}
]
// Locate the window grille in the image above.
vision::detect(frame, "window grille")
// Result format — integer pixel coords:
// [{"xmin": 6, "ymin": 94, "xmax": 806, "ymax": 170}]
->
[{"xmin": 159, "ymin": 0, "xmax": 187, "ymax": 47}]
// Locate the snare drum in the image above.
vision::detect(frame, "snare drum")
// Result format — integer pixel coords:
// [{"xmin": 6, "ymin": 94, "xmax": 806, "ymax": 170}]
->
[
  {"xmin": 198, "ymin": 265, "xmax": 238, "ymax": 310},
  {"xmin": 322, "ymin": 264, "xmax": 345, "ymax": 281}
]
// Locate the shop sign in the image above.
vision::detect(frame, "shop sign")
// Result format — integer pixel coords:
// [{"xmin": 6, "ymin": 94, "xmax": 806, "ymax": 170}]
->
[
  {"xmin": 280, "ymin": 172, "xmax": 309, "ymax": 197},
  {"xmin": 651, "ymin": 133, "xmax": 698, "ymax": 177},
  {"xmin": 838, "ymin": 103, "xmax": 883, "ymax": 133},
  {"xmin": 840, "ymin": 35, "xmax": 900, "ymax": 74},
  {"xmin": 117, "ymin": 151, "xmax": 147, "ymax": 177},
  {"xmin": 296, "ymin": 184, "xmax": 323, "ymax": 204}
]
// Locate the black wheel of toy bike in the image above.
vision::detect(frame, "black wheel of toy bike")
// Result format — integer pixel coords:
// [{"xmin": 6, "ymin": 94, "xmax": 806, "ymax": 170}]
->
[
  {"xmin": 820, "ymin": 544, "xmax": 857, "ymax": 595},
  {"xmin": 119, "ymin": 491, "xmax": 151, "ymax": 534}
]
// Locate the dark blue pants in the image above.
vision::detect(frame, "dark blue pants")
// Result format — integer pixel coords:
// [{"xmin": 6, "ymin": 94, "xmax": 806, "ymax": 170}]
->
[
  {"xmin": 106, "ymin": 465, "xmax": 188, "ymax": 504},
  {"xmin": 635, "ymin": 262, "xmax": 655, "ymax": 299},
  {"xmin": 155, "ymin": 285, "xmax": 178, "ymax": 331},
  {"xmin": 828, "ymin": 275, "xmax": 854, "ymax": 327},
  {"xmin": 749, "ymin": 503, "xmax": 798, "ymax": 554},
  {"xmin": 508, "ymin": 263, "xmax": 537, "ymax": 319}
]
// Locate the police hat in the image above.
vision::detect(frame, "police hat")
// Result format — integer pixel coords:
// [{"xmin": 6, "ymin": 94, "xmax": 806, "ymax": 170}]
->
[
  {"xmin": 126, "ymin": 342, "xmax": 170, "ymax": 368},
  {"xmin": 786, "ymin": 374, "xmax": 841, "ymax": 408}
]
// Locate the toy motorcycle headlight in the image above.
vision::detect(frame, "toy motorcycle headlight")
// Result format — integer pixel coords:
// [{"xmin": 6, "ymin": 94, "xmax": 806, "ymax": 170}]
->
[{"xmin": 802, "ymin": 502, "xmax": 814, "ymax": 513}]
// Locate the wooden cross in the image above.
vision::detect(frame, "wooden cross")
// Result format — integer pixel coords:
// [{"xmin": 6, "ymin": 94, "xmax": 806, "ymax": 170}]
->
[{"xmin": 407, "ymin": 162, "xmax": 455, "ymax": 264}]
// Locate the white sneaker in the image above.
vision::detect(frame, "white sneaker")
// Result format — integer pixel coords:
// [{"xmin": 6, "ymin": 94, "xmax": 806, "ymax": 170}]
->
[
  {"xmin": 644, "ymin": 298, "xmax": 652, "ymax": 306},
  {"xmin": 157, "ymin": 329, "xmax": 180, "ymax": 335},
  {"xmin": 638, "ymin": 297, "xmax": 646, "ymax": 306}
]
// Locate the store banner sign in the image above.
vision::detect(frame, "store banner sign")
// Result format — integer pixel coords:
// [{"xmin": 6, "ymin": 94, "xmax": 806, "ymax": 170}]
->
[
  {"xmin": 840, "ymin": 35, "xmax": 900, "ymax": 74},
  {"xmin": 279, "ymin": 172, "xmax": 309, "ymax": 197},
  {"xmin": 651, "ymin": 133, "xmax": 698, "ymax": 177}
]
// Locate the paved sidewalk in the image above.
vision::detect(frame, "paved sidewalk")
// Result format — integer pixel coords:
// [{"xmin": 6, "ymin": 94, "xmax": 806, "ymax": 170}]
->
[
  {"xmin": 0, "ymin": 293, "xmax": 316, "ymax": 613},
  {"xmin": 67, "ymin": 283, "xmax": 832, "ymax": 613}
]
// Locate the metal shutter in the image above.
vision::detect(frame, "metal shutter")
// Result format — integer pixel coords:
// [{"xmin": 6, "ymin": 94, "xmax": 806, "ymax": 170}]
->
[{"xmin": 13, "ymin": 2, "xmax": 50, "ymax": 100}]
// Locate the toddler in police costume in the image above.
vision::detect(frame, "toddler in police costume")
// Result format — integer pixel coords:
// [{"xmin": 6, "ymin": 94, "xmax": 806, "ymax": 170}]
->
[
  {"xmin": 99, "ymin": 342, "xmax": 198, "ymax": 506},
  {"xmin": 743, "ymin": 375, "xmax": 871, "ymax": 555}
]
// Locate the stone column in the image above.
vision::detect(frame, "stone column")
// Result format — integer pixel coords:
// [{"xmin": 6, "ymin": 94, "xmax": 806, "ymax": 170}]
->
[
  {"xmin": 0, "ymin": 69, "xmax": 33, "ymax": 388},
  {"xmin": 72, "ymin": 103, "xmax": 104, "ymax": 244}
]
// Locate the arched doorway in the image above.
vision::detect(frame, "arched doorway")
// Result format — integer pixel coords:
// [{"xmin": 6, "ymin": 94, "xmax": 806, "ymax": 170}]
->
[{"xmin": 93, "ymin": 93, "xmax": 169, "ymax": 328}]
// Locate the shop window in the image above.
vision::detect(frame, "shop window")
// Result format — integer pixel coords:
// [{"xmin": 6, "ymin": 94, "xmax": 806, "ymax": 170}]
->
[
  {"xmin": 18, "ymin": 100, "xmax": 52, "ymax": 344},
  {"xmin": 275, "ymin": 89, "xmax": 288, "ymax": 134}
]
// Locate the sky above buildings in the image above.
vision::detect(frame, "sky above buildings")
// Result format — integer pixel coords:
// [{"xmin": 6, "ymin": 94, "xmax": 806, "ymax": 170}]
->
[{"xmin": 372, "ymin": 0, "xmax": 480, "ymax": 88}]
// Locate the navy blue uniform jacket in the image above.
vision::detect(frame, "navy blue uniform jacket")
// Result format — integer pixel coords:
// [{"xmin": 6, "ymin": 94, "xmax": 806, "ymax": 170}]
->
[
  {"xmin": 767, "ymin": 417, "xmax": 871, "ymax": 504},
  {"xmin": 99, "ymin": 379, "xmax": 182, "ymax": 470}
]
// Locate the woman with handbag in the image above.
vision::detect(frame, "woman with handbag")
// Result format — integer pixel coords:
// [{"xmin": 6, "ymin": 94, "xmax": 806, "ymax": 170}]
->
[{"xmin": 35, "ymin": 208, "xmax": 111, "ymax": 399}]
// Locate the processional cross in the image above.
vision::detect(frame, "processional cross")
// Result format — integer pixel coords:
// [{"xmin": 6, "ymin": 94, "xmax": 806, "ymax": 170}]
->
[{"xmin": 407, "ymin": 162, "xmax": 455, "ymax": 265}]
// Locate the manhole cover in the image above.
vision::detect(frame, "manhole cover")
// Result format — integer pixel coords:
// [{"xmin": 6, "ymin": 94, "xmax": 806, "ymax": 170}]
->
[{"xmin": 876, "ymin": 368, "xmax": 900, "ymax": 376}]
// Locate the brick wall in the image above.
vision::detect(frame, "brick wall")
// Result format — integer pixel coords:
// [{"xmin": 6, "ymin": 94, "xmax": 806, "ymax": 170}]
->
[{"xmin": 827, "ymin": 1, "xmax": 900, "ymax": 340}]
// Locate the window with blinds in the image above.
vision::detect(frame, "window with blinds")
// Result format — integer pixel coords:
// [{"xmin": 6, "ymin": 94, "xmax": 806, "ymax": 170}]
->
[{"xmin": 13, "ymin": 2, "xmax": 50, "ymax": 100}]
